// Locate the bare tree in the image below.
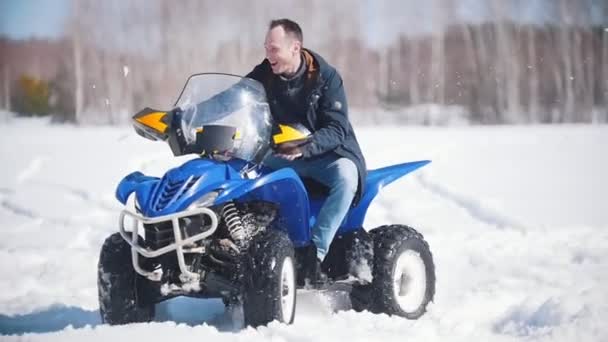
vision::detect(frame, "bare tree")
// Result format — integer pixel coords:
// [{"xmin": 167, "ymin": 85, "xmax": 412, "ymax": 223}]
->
[
  {"xmin": 3, "ymin": 65, "xmax": 10, "ymax": 111},
  {"xmin": 69, "ymin": 3, "xmax": 84, "ymax": 123},
  {"xmin": 557, "ymin": 0, "xmax": 576, "ymax": 122},
  {"xmin": 428, "ymin": 0, "xmax": 445, "ymax": 105},
  {"xmin": 6, "ymin": 0, "xmax": 598, "ymax": 124},
  {"xmin": 604, "ymin": 29, "xmax": 608, "ymax": 121},
  {"xmin": 526, "ymin": 25, "xmax": 539, "ymax": 122}
]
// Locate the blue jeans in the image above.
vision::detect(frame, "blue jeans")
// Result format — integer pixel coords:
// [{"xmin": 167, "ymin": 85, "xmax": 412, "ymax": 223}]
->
[{"xmin": 264, "ymin": 153, "xmax": 359, "ymax": 261}]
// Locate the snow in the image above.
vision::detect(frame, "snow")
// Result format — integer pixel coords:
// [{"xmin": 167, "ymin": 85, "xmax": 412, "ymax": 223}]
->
[{"xmin": 1, "ymin": 117, "xmax": 607, "ymax": 341}]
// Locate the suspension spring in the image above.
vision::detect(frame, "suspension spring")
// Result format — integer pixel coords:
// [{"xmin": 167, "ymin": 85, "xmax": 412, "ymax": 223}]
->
[{"xmin": 221, "ymin": 202, "xmax": 247, "ymax": 249}]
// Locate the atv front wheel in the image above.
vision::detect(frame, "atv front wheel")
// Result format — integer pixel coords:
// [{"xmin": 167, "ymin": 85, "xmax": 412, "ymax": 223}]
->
[
  {"xmin": 98, "ymin": 232, "xmax": 155, "ymax": 325},
  {"xmin": 242, "ymin": 229, "xmax": 296, "ymax": 327},
  {"xmin": 369, "ymin": 225, "xmax": 435, "ymax": 319}
]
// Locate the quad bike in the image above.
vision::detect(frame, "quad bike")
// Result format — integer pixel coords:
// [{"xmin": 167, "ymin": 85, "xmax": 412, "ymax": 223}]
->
[{"xmin": 97, "ymin": 73, "xmax": 435, "ymax": 327}]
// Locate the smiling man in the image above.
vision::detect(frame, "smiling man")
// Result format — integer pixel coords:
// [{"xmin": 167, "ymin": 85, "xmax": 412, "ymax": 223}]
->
[{"xmin": 245, "ymin": 19, "xmax": 367, "ymax": 282}]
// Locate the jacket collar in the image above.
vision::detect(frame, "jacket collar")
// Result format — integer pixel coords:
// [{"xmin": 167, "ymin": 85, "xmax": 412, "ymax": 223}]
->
[{"xmin": 302, "ymin": 49, "xmax": 322, "ymax": 85}]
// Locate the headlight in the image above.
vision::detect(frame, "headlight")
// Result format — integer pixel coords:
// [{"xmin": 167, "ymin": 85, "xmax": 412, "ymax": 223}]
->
[
  {"xmin": 126, "ymin": 192, "xmax": 142, "ymax": 213},
  {"xmin": 126, "ymin": 192, "xmax": 136, "ymax": 210},
  {"xmin": 187, "ymin": 191, "xmax": 219, "ymax": 210},
  {"xmin": 135, "ymin": 196, "xmax": 141, "ymax": 213}
]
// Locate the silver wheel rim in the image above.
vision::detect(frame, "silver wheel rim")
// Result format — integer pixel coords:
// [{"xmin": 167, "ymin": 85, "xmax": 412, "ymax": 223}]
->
[
  {"xmin": 280, "ymin": 256, "xmax": 296, "ymax": 322},
  {"xmin": 393, "ymin": 249, "xmax": 427, "ymax": 313}
]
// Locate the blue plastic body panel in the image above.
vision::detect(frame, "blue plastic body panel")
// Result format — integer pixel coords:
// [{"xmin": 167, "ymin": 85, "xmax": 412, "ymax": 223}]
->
[
  {"xmin": 116, "ymin": 157, "xmax": 430, "ymax": 247},
  {"xmin": 340, "ymin": 160, "xmax": 431, "ymax": 231}
]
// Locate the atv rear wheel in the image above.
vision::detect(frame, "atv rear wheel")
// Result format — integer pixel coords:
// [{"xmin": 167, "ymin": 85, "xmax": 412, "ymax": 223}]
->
[
  {"xmin": 98, "ymin": 232, "xmax": 155, "ymax": 325},
  {"xmin": 242, "ymin": 229, "xmax": 296, "ymax": 327},
  {"xmin": 369, "ymin": 225, "xmax": 435, "ymax": 319}
]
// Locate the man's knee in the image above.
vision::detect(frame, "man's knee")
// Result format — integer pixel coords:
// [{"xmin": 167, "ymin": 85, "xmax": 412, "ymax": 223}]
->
[{"xmin": 334, "ymin": 158, "xmax": 358, "ymax": 194}]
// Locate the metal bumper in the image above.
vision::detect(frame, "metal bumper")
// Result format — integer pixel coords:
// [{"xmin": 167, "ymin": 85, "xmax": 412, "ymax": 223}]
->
[{"xmin": 119, "ymin": 207, "xmax": 218, "ymax": 282}]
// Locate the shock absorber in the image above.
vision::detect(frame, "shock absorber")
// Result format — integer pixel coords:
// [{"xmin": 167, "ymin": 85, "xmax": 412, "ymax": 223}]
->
[{"xmin": 221, "ymin": 202, "xmax": 247, "ymax": 249}]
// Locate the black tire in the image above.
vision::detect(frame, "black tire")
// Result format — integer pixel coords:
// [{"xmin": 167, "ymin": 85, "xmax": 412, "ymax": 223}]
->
[
  {"xmin": 344, "ymin": 228, "xmax": 374, "ymax": 281},
  {"xmin": 98, "ymin": 232, "xmax": 155, "ymax": 325},
  {"xmin": 242, "ymin": 229, "xmax": 297, "ymax": 327},
  {"xmin": 349, "ymin": 284, "xmax": 372, "ymax": 312},
  {"xmin": 369, "ymin": 225, "xmax": 435, "ymax": 319},
  {"xmin": 323, "ymin": 228, "xmax": 374, "ymax": 281}
]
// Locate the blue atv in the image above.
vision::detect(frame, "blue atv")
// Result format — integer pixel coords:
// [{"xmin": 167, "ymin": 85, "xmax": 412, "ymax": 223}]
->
[{"xmin": 97, "ymin": 73, "xmax": 435, "ymax": 327}]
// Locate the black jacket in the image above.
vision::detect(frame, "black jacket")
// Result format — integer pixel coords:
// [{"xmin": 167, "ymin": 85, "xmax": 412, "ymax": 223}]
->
[{"xmin": 246, "ymin": 49, "xmax": 367, "ymax": 204}]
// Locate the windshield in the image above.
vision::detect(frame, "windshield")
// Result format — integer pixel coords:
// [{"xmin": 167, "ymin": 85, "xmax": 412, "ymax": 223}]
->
[{"xmin": 174, "ymin": 73, "xmax": 273, "ymax": 163}]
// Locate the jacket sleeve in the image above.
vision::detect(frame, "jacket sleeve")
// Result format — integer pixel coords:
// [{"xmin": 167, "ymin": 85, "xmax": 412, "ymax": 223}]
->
[
  {"xmin": 301, "ymin": 69, "xmax": 350, "ymax": 158},
  {"xmin": 245, "ymin": 61, "xmax": 267, "ymax": 83}
]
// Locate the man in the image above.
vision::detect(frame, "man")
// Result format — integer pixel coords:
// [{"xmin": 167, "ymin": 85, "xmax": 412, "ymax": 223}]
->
[{"xmin": 245, "ymin": 19, "xmax": 367, "ymax": 278}]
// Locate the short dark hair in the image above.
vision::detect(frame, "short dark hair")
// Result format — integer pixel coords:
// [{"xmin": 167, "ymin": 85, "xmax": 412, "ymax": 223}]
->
[{"xmin": 269, "ymin": 19, "xmax": 303, "ymax": 44}]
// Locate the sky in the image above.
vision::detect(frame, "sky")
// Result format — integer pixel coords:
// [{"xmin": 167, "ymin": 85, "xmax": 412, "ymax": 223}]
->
[
  {"xmin": 0, "ymin": 0, "xmax": 69, "ymax": 40},
  {"xmin": 0, "ymin": 0, "xmax": 605, "ymax": 43},
  {"xmin": 363, "ymin": 0, "xmax": 606, "ymax": 46}
]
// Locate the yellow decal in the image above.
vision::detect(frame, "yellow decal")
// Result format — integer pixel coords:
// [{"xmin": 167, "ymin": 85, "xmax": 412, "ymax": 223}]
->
[
  {"xmin": 273, "ymin": 124, "xmax": 307, "ymax": 144},
  {"xmin": 135, "ymin": 112, "xmax": 167, "ymax": 133},
  {"xmin": 233, "ymin": 130, "xmax": 241, "ymax": 140},
  {"xmin": 196, "ymin": 127, "xmax": 204, "ymax": 133}
]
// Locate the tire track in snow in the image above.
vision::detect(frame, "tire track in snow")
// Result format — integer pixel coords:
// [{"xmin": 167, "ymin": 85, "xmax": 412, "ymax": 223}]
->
[
  {"xmin": 416, "ymin": 173, "xmax": 527, "ymax": 231},
  {"xmin": 15, "ymin": 155, "xmax": 119, "ymax": 213},
  {"xmin": 24, "ymin": 180, "xmax": 117, "ymax": 213},
  {"xmin": 0, "ymin": 198, "xmax": 75, "ymax": 227},
  {"xmin": 10, "ymin": 157, "xmax": 115, "ymax": 220},
  {"xmin": 0, "ymin": 188, "xmax": 13, "ymax": 204},
  {"xmin": 44, "ymin": 182, "xmax": 116, "ymax": 212},
  {"xmin": 0, "ymin": 199, "xmax": 38, "ymax": 219},
  {"xmin": 0, "ymin": 192, "xmax": 101, "ymax": 227},
  {"xmin": 4, "ymin": 175, "xmax": 116, "ymax": 230},
  {"xmin": 17, "ymin": 157, "xmax": 48, "ymax": 184}
]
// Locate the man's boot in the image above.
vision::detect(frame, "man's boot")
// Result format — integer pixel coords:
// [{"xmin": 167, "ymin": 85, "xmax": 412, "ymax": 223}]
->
[
  {"xmin": 294, "ymin": 243, "xmax": 328, "ymax": 287},
  {"xmin": 314, "ymin": 257, "xmax": 329, "ymax": 285}
]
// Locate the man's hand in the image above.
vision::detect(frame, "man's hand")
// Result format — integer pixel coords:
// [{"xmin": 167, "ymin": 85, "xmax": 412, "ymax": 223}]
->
[
  {"xmin": 274, "ymin": 141, "xmax": 305, "ymax": 161},
  {"xmin": 274, "ymin": 146, "xmax": 303, "ymax": 160},
  {"xmin": 275, "ymin": 152, "xmax": 302, "ymax": 161}
]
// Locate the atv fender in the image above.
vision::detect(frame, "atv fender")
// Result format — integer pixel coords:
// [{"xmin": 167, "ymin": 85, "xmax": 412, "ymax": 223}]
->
[
  {"xmin": 214, "ymin": 168, "xmax": 312, "ymax": 247},
  {"xmin": 343, "ymin": 160, "xmax": 431, "ymax": 229},
  {"xmin": 115, "ymin": 171, "xmax": 159, "ymax": 205}
]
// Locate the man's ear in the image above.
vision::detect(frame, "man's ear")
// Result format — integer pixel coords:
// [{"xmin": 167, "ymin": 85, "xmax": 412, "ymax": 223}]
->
[{"xmin": 293, "ymin": 40, "xmax": 302, "ymax": 54}]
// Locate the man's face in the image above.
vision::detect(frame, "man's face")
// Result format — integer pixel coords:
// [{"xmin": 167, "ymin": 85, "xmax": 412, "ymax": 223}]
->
[{"xmin": 264, "ymin": 26, "xmax": 300, "ymax": 75}]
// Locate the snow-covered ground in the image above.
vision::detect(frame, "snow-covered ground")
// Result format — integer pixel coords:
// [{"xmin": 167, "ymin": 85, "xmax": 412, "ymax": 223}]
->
[{"xmin": 1, "ymin": 117, "xmax": 607, "ymax": 341}]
